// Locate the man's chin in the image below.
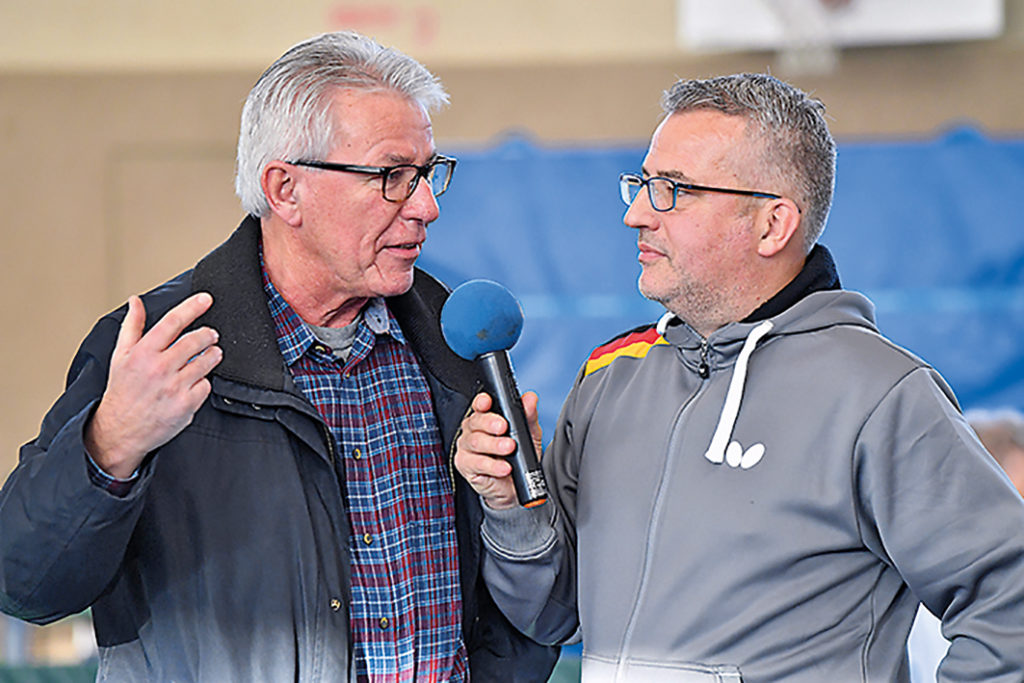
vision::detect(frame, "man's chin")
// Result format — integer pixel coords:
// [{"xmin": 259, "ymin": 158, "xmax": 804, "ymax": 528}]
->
[
  {"xmin": 638, "ymin": 276, "xmax": 669, "ymax": 305},
  {"xmin": 376, "ymin": 271, "xmax": 416, "ymax": 299}
]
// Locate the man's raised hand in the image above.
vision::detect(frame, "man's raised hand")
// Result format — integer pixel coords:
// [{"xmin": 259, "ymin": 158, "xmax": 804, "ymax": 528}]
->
[{"xmin": 85, "ymin": 293, "xmax": 222, "ymax": 478}]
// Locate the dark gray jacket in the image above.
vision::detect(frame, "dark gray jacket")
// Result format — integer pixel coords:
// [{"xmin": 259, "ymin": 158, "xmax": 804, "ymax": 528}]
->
[{"xmin": 0, "ymin": 216, "xmax": 558, "ymax": 681}]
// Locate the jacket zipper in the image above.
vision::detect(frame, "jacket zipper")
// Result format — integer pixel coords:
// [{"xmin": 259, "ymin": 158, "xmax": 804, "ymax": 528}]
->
[
  {"xmin": 698, "ymin": 338, "xmax": 710, "ymax": 379},
  {"xmin": 322, "ymin": 423, "xmax": 337, "ymax": 467},
  {"xmin": 615, "ymin": 382, "xmax": 706, "ymax": 681}
]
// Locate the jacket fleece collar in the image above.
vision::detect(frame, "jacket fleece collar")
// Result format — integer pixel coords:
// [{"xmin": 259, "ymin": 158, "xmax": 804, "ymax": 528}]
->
[{"xmin": 191, "ymin": 216, "xmax": 289, "ymax": 391}]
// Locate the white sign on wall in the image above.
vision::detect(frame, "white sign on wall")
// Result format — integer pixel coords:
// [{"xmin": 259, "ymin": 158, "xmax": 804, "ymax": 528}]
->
[{"xmin": 678, "ymin": 0, "xmax": 1004, "ymax": 52}]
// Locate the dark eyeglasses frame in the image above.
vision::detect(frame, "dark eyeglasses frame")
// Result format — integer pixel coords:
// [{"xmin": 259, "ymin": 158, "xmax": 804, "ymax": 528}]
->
[
  {"xmin": 290, "ymin": 154, "xmax": 457, "ymax": 202},
  {"xmin": 619, "ymin": 172, "xmax": 781, "ymax": 213}
]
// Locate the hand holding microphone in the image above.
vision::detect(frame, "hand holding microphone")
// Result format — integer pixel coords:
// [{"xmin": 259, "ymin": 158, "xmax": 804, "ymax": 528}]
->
[{"xmin": 442, "ymin": 280, "xmax": 549, "ymax": 509}]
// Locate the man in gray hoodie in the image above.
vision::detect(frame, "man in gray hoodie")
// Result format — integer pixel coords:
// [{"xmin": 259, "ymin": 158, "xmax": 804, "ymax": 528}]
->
[{"xmin": 454, "ymin": 73, "xmax": 1024, "ymax": 682}]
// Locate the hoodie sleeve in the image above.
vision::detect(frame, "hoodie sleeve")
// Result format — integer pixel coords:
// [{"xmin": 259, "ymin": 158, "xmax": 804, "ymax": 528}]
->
[
  {"xmin": 478, "ymin": 365, "xmax": 585, "ymax": 646},
  {"xmin": 854, "ymin": 366, "xmax": 1024, "ymax": 682},
  {"xmin": 0, "ymin": 312, "xmax": 152, "ymax": 624}
]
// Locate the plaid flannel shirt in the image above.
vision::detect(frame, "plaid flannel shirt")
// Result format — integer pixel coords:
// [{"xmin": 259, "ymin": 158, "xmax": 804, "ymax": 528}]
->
[{"xmin": 265, "ymin": 272, "xmax": 467, "ymax": 683}]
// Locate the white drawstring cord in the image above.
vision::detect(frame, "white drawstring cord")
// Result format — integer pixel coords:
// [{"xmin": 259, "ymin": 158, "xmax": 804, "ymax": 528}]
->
[
  {"xmin": 704, "ymin": 321, "xmax": 774, "ymax": 465},
  {"xmin": 655, "ymin": 311, "xmax": 676, "ymax": 336}
]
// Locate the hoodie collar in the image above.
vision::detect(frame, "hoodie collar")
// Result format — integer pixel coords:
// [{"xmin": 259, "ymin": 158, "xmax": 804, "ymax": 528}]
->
[{"xmin": 743, "ymin": 243, "xmax": 841, "ymax": 323}]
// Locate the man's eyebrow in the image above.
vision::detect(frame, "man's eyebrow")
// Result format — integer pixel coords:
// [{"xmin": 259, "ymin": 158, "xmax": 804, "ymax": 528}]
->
[
  {"xmin": 641, "ymin": 165, "xmax": 693, "ymax": 183},
  {"xmin": 383, "ymin": 149, "xmax": 438, "ymax": 165},
  {"xmin": 383, "ymin": 153, "xmax": 413, "ymax": 164}
]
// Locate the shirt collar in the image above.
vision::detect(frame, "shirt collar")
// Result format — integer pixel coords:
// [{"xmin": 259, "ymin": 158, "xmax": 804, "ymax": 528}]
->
[{"xmin": 260, "ymin": 255, "xmax": 406, "ymax": 368}]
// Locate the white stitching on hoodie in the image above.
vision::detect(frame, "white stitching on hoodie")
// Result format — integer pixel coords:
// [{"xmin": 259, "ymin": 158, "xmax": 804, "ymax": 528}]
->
[{"xmin": 704, "ymin": 320, "xmax": 774, "ymax": 469}]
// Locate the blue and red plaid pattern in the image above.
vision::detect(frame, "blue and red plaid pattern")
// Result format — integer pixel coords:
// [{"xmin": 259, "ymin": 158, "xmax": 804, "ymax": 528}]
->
[
  {"xmin": 86, "ymin": 452, "xmax": 138, "ymax": 498},
  {"xmin": 265, "ymin": 273, "xmax": 467, "ymax": 683}
]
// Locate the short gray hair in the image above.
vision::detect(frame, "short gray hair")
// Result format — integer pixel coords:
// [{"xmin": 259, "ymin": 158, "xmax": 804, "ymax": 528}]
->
[
  {"xmin": 661, "ymin": 73, "xmax": 836, "ymax": 251},
  {"xmin": 965, "ymin": 407, "xmax": 1024, "ymax": 467},
  {"xmin": 235, "ymin": 31, "xmax": 449, "ymax": 218}
]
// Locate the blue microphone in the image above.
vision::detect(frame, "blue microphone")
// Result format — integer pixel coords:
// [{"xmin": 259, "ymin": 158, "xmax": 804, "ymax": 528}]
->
[{"xmin": 441, "ymin": 280, "xmax": 548, "ymax": 508}]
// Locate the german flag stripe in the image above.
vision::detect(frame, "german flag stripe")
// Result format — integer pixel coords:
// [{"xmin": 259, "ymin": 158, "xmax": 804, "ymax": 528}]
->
[{"xmin": 584, "ymin": 327, "xmax": 667, "ymax": 376}]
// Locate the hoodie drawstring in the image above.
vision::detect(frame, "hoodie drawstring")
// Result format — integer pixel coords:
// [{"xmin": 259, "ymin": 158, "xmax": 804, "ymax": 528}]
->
[{"xmin": 704, "ymin": 320, "xmax": 774, "ymax": 467}]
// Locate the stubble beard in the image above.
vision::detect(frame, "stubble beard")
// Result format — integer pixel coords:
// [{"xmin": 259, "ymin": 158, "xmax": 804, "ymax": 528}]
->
[{"xmin": 638, "ymin": 265, "xmax": 726, "ymax": 336}]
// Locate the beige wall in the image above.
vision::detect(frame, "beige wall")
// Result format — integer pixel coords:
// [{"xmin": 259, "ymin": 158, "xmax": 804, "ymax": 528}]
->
[{"xmin": 2, "ymin": 0, "xmax": 1024, "ymax": 479}]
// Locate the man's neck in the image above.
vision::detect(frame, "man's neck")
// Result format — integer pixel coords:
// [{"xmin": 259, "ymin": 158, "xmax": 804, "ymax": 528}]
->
[{"xmin": 261, "ymin": 223, "xmax": 368, "ymax": 328}]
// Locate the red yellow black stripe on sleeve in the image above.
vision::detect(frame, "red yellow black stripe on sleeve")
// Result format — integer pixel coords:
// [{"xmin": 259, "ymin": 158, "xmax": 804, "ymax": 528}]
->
[{"xmin": 584, "ymin": 326, "xmax": 667, "ymax": 376}]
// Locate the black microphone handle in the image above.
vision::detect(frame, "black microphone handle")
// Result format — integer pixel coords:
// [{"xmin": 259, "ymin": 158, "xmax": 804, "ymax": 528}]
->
[{"xmin": 476, "ymin": 351, "xmax": 549, "ymax": 507}]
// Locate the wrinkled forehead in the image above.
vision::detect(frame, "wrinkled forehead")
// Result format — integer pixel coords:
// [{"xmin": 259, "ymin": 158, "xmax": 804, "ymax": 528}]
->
[{"xmin": 327, "ymin": 88, "xmax": 437, "ymax": 163}]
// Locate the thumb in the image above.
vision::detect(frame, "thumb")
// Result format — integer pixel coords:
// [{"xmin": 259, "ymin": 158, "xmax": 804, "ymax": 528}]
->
[
  {"xmin": 521, "ymin": 391, "xmax": 543, "ymax": 457},
  {"xmin": 114, "ymin": 295, "xmax": 146, "ymax": 357}
]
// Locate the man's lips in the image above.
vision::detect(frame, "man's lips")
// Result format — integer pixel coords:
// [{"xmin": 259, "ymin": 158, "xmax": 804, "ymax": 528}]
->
[
  {"xmin": 638, "ymin": 242, "xmax": 665, "ymax": 263},
  {"xmin": 383, "ymin": 241, "xmax": 423, "ymax": 257}
]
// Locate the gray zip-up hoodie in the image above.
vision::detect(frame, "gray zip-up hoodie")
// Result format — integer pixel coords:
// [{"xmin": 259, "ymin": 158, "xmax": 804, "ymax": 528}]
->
[{"xmin": 479, "ymin": 287, "xmax": 1024, "ymax": 682}]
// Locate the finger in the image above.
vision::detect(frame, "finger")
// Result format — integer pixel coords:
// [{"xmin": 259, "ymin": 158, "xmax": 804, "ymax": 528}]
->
[
  {"xmin": 113, "ymin": 295, "xmax": 146, "ymax": 358},
  {"xmin": 142, "ymin": 292, "xmax": 214, "ymax": 351},
  {"xmin": 455, "ymin": 442, "xmax": 513, "ymax": 478},
  {"xmin": 466, "ymin": 408, "xmax": 510, "ymax": 440},
  {"xmin": 463, "ymin": 424, "xmax": 517, "ymax": 458},
  {"xmin": 521, "ymin": 391, "xmax": 543, "ymax": 451},
  {"xmin": 182, "ymin": 377, "xmax": 214, "ymax": 413},
  {"xmin": 463, "ymin": 452, "xmax": 513, "ymax": 479},
  {"xmin": 177, "ymin": 345, "xmax": 223, "ymax": 385},
  {"xmin": 471, "ymin": 392, "xmax": 493, "ymax": 413},
  {"xmin": 167, "ymin": 327, "xmax": 221, "ymax": 371},
  {"xmin": 521, "ymin": 391, "xmax": 539, "ymax": 418}
]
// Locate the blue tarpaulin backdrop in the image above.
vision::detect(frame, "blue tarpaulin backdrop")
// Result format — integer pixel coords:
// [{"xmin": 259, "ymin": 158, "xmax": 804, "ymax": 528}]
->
[{"xmin": 420, "ymin": 127, "xmax": 1024, "ymax": 438}]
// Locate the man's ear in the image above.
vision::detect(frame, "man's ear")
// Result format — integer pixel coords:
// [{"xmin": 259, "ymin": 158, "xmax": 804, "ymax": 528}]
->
[
  {"xmin": 756, "ymin": 197, "xmax": 803, "ymax": 258},
  {"xmin": 261, "ymin": 161, "xmax": 303, "ymax": 227}
]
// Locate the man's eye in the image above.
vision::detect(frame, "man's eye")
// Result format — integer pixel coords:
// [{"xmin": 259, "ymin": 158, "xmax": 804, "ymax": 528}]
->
[
  {"xmin": 382, "ymin": 172, "xmax": 405, "ymax": 191},
  {"xmin": 651, "ymin": 181, "xmax": 676, "ymax": 201}
]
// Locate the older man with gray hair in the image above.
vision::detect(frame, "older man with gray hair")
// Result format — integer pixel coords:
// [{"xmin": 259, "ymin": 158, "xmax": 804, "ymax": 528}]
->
[
  {"xmin": 0, "ymin": 31, "xmax": 558, "ymax": 682},
  {"xmin": 455, "ymin": 73, "xmax": 1024, "ymax": 682}
]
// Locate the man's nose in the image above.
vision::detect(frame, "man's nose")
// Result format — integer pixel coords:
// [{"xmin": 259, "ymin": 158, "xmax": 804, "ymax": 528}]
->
[
  {"xmin": 623, "ymin": 190, "xmax": 655, "ymax": 230},
  {"xmin": 403, "ymin": 177, "xmax": 440, "ymax": 223}
]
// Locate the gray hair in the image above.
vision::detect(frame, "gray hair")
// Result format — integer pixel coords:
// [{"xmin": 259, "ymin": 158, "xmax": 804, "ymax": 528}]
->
[
  {"xmin": 235, "ymin": 31, "xmax": 449, "ymax": 218},
  {"xmin": 965, "ymin": 408, "xmax": 1024, "ymax": 467},
  {"xmin": 661, "ymin": 73, "xmax": 836, "ymax": 252}
]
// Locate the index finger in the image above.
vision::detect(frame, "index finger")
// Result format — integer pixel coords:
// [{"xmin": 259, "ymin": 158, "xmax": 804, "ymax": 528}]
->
[
  {"xmin": 113, "ymin": 295, "xmax": 146, "ymax": 358},
  {"xmin": 467, "ymin": 392, "xmax": 507, "ymax": 436},
  {"xmin": 140, "ymin": 292, "xmax": 215, "ymax": 351},
  {"xmin": 471, "ymin": 392, "xmax": 493, "ymax": 413}
]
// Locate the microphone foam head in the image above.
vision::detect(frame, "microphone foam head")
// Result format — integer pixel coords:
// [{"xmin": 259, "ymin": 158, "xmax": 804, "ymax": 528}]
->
[{"xmin": 440, "ymin": 279, "xmax": 524, "ymax": 360}]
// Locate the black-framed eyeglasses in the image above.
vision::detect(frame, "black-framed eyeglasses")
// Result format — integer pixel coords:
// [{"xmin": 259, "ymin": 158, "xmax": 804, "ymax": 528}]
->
[
  {"xmin": 619, "ymin": 172, "xmax": 781, "ymax": 212},
  {"xmin": 290, "ymin": 154, "xmax": 457, "ymax": 202}
]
